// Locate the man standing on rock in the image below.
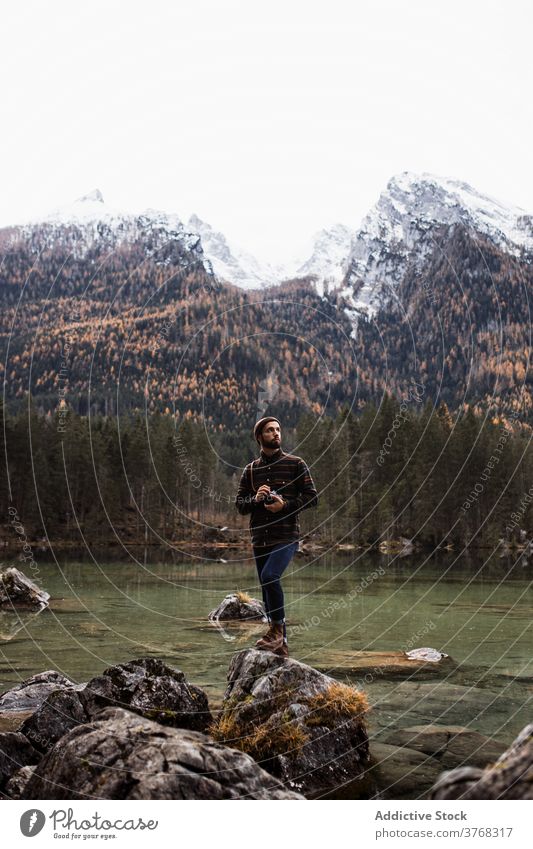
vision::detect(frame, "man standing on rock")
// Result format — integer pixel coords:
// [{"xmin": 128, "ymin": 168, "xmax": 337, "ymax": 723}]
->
[{"xmin": 235, "ymin": 416, "xmax": 319, "ymax": 658}]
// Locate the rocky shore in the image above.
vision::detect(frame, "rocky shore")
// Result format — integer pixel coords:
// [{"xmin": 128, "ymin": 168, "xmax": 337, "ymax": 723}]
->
[
  {"xmin": 1, "ymin": 569, "xmax": 531, "ymax": 800},
  {"xmin": 1, "ymin": 646, "xmax": 530, "ymax": 801}
]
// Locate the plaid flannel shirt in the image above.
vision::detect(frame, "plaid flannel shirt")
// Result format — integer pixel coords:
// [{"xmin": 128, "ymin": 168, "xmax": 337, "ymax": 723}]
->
[{"xmin": 235, "ymin": 447, "xmax": 318, "ymax": 547}]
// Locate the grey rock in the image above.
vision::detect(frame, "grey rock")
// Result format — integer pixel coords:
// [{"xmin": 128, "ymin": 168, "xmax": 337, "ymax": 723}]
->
[
  {"xmin": 23, "ymin": 707, "xmax": 303, "ymax": 800},
  {"xmin": 80, "ymin": 657, "xmax": 211, "ymax": 732},
  {"xmin": 368, "ymin": 680, "xmax": 528, "ymax": 738},
  {"xmin": 213, "ymin": 649, "xmax": 369, "ymax": 797},
  {"xmin": 0, "ymin": 732, "xmax": 41, "ymax": 790},
  {"xmin": 209, "ymin": 593, "xmax": 266, "ymax": 621},
  {"xmin": 0, "ymin": 567, "xmax": 50, "ymax": 609},
  {"xmin": 383, "ymin": 724, "xmax": 507, "ymax": 769},
  {"xmin": 0, "ymin": 670, "xmax": 79, "ymax": 714},
  {"xmin": 429, "ymin": 722, "xmax": 533, "ymax": 800},
  {"xmin": 14, "ymin": 657, "xmax": 212, "ymax": 753},
  {"xmin": 20, "ymin": 689, "xmax": 90, "ymax": 753},
  {"xmin": 369, "ymin": 741, "xmax": 442, "ymax": 799},
  {"xmin": 3, "ymin": 765, "xmax": 35, "ymax": 799}
]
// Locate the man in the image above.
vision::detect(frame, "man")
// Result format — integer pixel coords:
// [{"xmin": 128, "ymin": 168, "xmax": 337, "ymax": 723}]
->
[{"xmin": 235, "ymin": 416, "xmax": 319, "ymax": 658}]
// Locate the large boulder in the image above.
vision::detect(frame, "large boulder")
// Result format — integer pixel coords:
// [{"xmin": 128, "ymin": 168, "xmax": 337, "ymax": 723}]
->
[
  {"xmin": 20, "ymin": 689, "xmax": 90, "ymax": 753},
  {"xmin": 18, "ymin": 657, "xmax": 212, "ymax": 754},
  {"xmin": 429, "ymin": 723, "xmax": 533, "ymax": 800},
  {"xmin": 0, "ymin": 567, "xmax": 50, "ymax": 609},
  {"xmin": 80, "ymin": 657, "xmax": 211, "ymax": 732},
  {"xmin": 209, "ymin": 593, "xmax": 266, "ymax": 621},
  {"xmin": 210, "ymin": 648, "xmax": 369, "ymax": 797},
  {"xmin": 0, "ymin": 670, "xmax": 79, "ymax": 715},
  {"xmin": 23, "ymin": 707, "xmax": 303, "ymax": 800},
  {"xmin": 0, "ymin": 732, "xmax": 41, "ymax": 791}
]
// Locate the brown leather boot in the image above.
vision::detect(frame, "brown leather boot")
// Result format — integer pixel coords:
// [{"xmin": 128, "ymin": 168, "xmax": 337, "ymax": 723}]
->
[
  {"xmin": 255, "ymin": 621, "xmax": 276, "ymax": 648},
  {"xmin": 263, "ymin": 622, "xmax": 284, "ymax": 652},
  {"xmin": 271, "ymin": 641, "xmax": 289, "ymax": 660}
]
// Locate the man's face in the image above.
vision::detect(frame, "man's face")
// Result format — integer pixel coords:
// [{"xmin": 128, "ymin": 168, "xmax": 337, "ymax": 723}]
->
[{"xmin": 260, "ymin": 420, "xmax": 281, "ymax": 449}]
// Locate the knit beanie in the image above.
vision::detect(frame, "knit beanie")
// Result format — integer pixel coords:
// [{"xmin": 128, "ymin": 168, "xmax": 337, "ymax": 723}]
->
[{"xmin": 253, "ymin": 416, "xmax": 281, "ymax": 443}]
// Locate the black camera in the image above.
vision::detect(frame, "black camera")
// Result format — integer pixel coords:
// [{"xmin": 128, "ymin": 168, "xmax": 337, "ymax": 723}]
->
[{"xmin": 263, "ymin": 489, "xmax": 278, "ymax": 505}]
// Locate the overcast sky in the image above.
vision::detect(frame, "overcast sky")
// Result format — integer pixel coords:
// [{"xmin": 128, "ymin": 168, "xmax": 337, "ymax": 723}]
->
[{"xmin": 1, "ymin": 0, "xmax": 531, "ymax": 265}]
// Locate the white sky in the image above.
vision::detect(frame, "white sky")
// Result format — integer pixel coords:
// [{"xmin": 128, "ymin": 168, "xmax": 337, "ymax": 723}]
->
[{"xmin": 1, "ymin": 0, "xmax": 532, "ymax": 265}]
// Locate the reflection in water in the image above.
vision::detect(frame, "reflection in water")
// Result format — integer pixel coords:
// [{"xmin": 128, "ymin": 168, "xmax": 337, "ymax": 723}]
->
[{"xmin": 0, "ymin": 608, "xmax": 46, "ymax": 641}]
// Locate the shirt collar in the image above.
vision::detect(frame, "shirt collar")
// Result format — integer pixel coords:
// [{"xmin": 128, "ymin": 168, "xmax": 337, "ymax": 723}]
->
[{"xmin": 259, "ymin": 446, "xmax": 283, "ymax": 463}]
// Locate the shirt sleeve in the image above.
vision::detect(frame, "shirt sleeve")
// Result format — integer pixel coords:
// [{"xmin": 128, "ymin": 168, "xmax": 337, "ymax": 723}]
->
[
  {"xmin": 282, "ymin": 459, "xmax": 318, "ymax": 513},
  {"xmin": 235, "ymin": 465, "xmax": 256, "ymax": 515}
]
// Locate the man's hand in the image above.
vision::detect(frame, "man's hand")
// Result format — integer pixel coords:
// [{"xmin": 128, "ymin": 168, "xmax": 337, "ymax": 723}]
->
[
  {"xmin": 264, "ymin": 493, "xmax": 286, "ymax": 513},
  {"xmin": 254, "ymin": 484, "xmax": 271, "ymax": 502}
]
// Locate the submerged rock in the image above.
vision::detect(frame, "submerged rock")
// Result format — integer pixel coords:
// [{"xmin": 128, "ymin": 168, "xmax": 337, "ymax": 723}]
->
[
  {"xmin": 20, "ymin": 657, "xmax": 212, "ymax": 751},
  {"xmin": 23, "ymin": 707, "xmax": 303, "ymax": 800},
  {"xmin": 0, "ymin": 732, "xmax": 41, "ymax": 791},
  {"xmin": 429, "ymin": 722, "xmax": 533, "ymax": 800},
  {"xmin": 315, "ymin": 648, "xmax": 453, "ymax": 679},
  {"xmin": 384, "ymin": 724, "xmax": 507, "ymax": 769},
  {"xmin": 208, "ymin": 593, "xmax": 266, "ymax": 622},
  {"xmin": 211, "ymin": 648, "xmax": 369, "ymax": 797},
  {"xmin": 369, "ymin": 741, "xmax": 443, "ymax": 799},
  {"xmin": 0, "ymin": 567, "xmax": 50, "ymax": 609}
]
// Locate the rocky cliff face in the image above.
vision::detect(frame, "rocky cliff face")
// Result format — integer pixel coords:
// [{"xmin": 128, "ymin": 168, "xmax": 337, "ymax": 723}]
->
[{"xmin": 340, "ymin": 171, "xmax": 533, "ymax": 319}]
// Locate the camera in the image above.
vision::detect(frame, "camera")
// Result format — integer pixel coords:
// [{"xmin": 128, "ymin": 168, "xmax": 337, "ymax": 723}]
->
[{"xmin": 263, "ymin": 489, "xmax": 278, "ymax": 505}]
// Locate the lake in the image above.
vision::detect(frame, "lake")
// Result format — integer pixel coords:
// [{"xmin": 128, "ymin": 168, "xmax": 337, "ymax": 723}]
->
[{"xmin": 1, "ymin": 546, "xmax": 532, "ymax": 796}]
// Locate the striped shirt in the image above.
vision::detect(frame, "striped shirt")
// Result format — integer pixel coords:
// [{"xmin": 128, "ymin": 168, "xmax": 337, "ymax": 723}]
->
[{"xmin": 235, "ymin": 447, "xmax": 319, "ymax": 547}]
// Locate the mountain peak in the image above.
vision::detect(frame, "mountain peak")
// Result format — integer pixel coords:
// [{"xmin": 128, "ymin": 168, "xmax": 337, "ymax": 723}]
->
[
  {"xmin": 341, "ymin": 170, "xmax": 533, "ymax": 320},
  {"xmin": 76, "ymin": 188, "xmax": 105, "ymax": 204}
]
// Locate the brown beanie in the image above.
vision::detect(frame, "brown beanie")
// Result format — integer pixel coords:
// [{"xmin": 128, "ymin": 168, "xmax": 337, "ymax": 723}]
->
[{"xmin": 253, "ymin": 416, "xmax": 281, "ymax": 442}]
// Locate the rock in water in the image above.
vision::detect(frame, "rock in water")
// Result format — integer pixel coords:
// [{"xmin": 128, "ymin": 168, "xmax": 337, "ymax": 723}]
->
[
  {"xmin": 209, "ymin": 593, "xmax": 266, "ymax": 621},
  {"xmin": 429, "ymin": 723, "xmax": 533, "ymax": 799},
  {"xmin": 79, "ymin": 657, "xmax": 211, "ymax": 732},
  {"xmin": 17, "ymin": 657, "xmax": 212, "ymax": 753},
  {"xmin": 23, "ymin": 707, "xmax": 304, "ymax": 800},
  {"xmin": 0, "ymin": 567, "xmax": 50, "ymax": 609},
  {"xmin": 0, "ymin": 671, "xmax": 79, "ymax": 714},
  {"xmin": 211, "ymin": 648, "xmax": 369, "ymax": 797},
  {"xmin": 405, "ymin": 648, "xmax": 448, "ymax": 663}
]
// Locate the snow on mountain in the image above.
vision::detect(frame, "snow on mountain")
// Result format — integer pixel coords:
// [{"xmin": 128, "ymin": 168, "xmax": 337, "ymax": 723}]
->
[
  {"xmin": 186, "ymin": 214, "xmax": 291, "ymax": 289},
  {"xmin": 6, "ymin": 189, "xmax": 210, "ymax": 269},
  {"xmin": 294, "ymin": 224, "xmax": 354, "ymax": 294},
  {"xmin": 341, "ymin": 171, "xmax": 533, "ymax": 320}
]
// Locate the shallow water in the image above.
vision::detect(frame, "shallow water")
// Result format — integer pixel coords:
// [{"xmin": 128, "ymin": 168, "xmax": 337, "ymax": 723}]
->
[{"xmin": 1, "ymin": 548, "xmax": 532, "ymax": 750}]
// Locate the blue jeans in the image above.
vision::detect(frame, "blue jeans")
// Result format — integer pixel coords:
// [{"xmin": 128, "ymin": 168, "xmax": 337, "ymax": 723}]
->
[{"xmin": 253, "ymin": 541, "xmax": 299, "ymax": 637}]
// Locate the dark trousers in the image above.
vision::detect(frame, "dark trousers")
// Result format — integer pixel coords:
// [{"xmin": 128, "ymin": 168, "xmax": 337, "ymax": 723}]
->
[{"xmin": 253, "ymin": 541, "xmax": 299, "ymax": 638}]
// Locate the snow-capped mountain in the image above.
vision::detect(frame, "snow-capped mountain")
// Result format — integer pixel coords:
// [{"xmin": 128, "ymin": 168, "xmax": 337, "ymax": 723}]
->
[
  {"xmin": 293, "ymin": 223, "xmax": 354, "ymax": 294},
  {"xmin": 185, "ymin": 217, "xmax": 355, "ymax": 291},
  {"xmin": 186, "ymin": 214, "xmax": 289, "ymax": 289},
  {"xmin": 341, "ymin": 171, "xmax": 533, "ymax": 318},
  {"xmin": 5, "ymin": 189, "xmax": 211, "ymax": 270}
]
